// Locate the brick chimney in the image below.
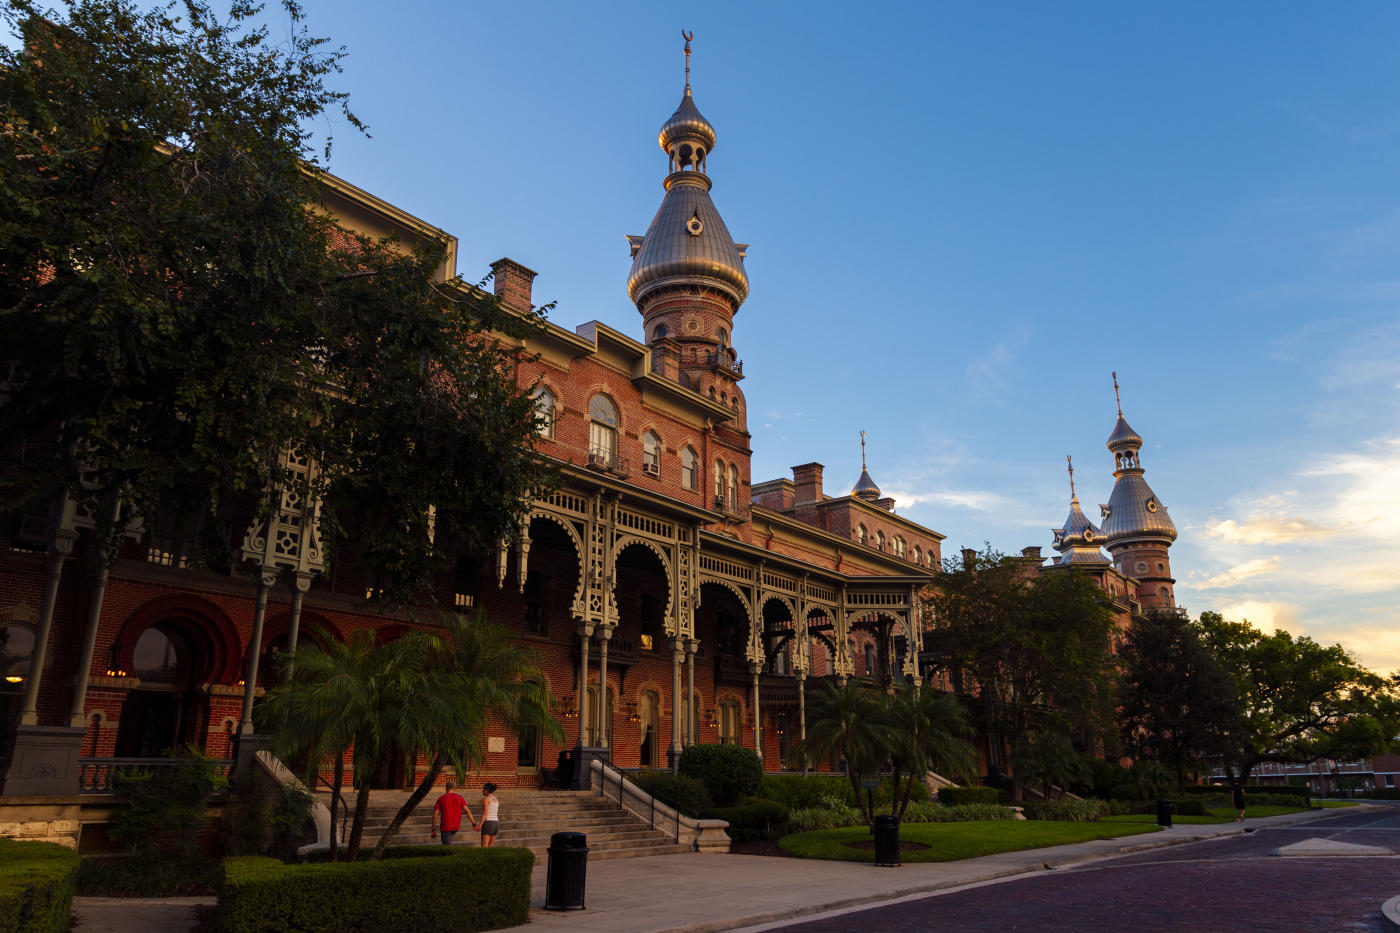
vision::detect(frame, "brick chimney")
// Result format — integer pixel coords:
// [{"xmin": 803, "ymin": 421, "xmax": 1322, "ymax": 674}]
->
[
  {"xmin": 1021, "ymin": 546, "xmax": 1042, "ymax": 560},
  {"xmin": 961, "ymin": 547, "xmax": 977, "ymax": 570},
  {"xmin": 490, "ymin": 257, "xmax": 537, "ymax": 311},
  {"xmin": 792, "ymin": 462, "xmax": 824, "ymax": 506}
]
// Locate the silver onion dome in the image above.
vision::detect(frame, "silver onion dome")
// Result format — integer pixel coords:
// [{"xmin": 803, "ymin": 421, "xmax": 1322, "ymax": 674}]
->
[
  {"xmin": 852, "ymin": 467, "xmax": 881, "ymax": 502},
  {"xmin": 1052, "ymin": 496, "xmax": 1110, "ymax": 566},
  {"xmin": 1107, "ymin": 415, "xmax": 1144, "ymax": 451},
  {"xmin": 627, "ymin": 173, "xmax": 749, "ymax": 306},
  {"xmin": 659, "ymin": 91, "xmax": 717, "ymax": 154}
]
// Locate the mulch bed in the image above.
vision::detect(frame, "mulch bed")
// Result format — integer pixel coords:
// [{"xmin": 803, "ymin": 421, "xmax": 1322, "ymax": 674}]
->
[{"xmin": 728, "ymin": 839, "xmax": 797, "ymax": 857}]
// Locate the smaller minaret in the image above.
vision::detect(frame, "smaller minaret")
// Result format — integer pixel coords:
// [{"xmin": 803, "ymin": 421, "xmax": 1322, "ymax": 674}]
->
[
  {"xmin": 1100, "ymin": 374, "xmax": 1178, "ymax": 609},
  {"xmin": 1050, "ymin": 456, "xmax": 1110, "ymax": 567},
  {"xmin": 852, "ymin": 431, "xmax": 882, "ymax": 502}
]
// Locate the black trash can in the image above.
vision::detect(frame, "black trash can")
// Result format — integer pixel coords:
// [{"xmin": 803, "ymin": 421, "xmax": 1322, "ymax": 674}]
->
[
  {"xmin": 544, "ymin": 831, "xmax": 589, "ymax": 910},
  {"xmin": 1155, "ymin": 798, "xmax": 1174, "ymax": 828},
  {"xmin": 873, "ymin": 815, "xmax": 901, "ymax": 867}
]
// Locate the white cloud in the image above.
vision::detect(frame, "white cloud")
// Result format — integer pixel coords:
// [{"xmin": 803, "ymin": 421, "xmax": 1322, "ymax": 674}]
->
[
  {"xmin": 1204, "ymin": 516, "xmax": 1334, "ymax": 545},
  {"xmin": 1192, "ymin": 557, "xmax": 1284, "ymax": 589},
  {"xmin": 1214, "ymin": 600, "xmax": 1304, "ymax": 638}
]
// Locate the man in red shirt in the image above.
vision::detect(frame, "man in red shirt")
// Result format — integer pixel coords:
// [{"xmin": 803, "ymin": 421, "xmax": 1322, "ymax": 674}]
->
[{"xmin": 431, "ymin": 781, "xmax": 474, "ymax": 845}]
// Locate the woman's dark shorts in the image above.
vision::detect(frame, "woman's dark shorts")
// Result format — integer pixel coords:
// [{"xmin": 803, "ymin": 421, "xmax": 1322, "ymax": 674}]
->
[{"xmin": 480, "ymin": 820, "xmax": 500, "ymax": 836}]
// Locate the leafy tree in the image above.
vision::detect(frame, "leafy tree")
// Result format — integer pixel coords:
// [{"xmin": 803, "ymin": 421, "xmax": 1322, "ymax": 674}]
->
[
  {"xmin": 1116, "ymin": 610, "xmax": 1242, "ymax": 784},
  {"xmin": 0, "ymin": 0, "xmax": 549, "ymax": 603},
  {"xmin": 1009, "ymin": 729, "xmax": 1090, "ymax": 800},
  {"xmin": 924, "ymin": 548, "xmax": 1118, "ymax": 792},
  {"xmin": 885, "ymin": 685, "xmax": 977, "ymax": 818},
  {"xmin": 1197, "ymin": 612, "xmax": 1395, "ymax": 783},
  {"xmin": 262, "ymin": 612, "xmax": 559, "ymax": 861},
  {"xmin": 792, "ymin": 680, "xmax": 889, "ymax": 825}
]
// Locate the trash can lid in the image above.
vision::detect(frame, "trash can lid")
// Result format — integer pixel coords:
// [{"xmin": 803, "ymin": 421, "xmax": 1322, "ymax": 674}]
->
[
  {"xmin": 551, "ymin": 831, "xmax": 587, "ymax": 847},
  {"xmin": 874, "ymin": 815, "xmax": 899, "ymax": 827}
]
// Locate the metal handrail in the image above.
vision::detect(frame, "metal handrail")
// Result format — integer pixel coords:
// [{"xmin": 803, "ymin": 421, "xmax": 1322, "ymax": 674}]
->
[
  {"xmin": 609, "ymin": 766, "xmax": 682, "ymax": 844},
  {"xmin": 315, "ymin": 773, "xmax": 350, "ymax": 846}
]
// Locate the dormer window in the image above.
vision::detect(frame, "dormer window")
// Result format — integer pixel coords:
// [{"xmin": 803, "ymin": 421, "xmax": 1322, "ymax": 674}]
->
[
  {"xmin": 856, "ymin": 525, "xmax": 867, "ymax": 545},
  {"xmin": 874, "ymin": 531, "xmax": 885, "ymax": 551}
]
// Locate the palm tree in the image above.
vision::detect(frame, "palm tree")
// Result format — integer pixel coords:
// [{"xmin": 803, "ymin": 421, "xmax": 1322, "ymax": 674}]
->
[
  {"xmin": 366, "ymin": 611, "xmax": 562, "ymax": 859},
  {"xmin": 791, "ymin": 680, "xmax": 890, "ymax": 825},
  {"xmin": 886, "ymin": 685, "xmax": 978, "ymax": 818}
]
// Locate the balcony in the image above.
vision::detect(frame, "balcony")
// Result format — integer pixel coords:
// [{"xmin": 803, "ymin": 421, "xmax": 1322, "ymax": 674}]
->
[{"xmin": 586, "ymin": 450, "xmax": 630, "ymax": 479}]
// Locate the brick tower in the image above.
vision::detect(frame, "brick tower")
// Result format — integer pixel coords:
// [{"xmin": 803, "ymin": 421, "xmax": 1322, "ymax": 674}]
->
[{"xmin": 1100, "ymin": 374, "xmax": 1178, "ymax": 610}]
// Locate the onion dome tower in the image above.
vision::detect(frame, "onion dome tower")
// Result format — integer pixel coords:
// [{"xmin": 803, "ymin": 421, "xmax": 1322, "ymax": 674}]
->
[
  {"xmin": 627, "ymin": 32, "xmax": 749, "ymax": 412},
  {"xmin": 1051, "ymin": 457, "xmax": 1110, "ymax": 567},
  {"xmin": 1099, "ymin": 374, "xmax": 1178, "ymax": 609},
  {"xmin": 852, "ymin": 431, "xmax": 882, "ymax": 502}
]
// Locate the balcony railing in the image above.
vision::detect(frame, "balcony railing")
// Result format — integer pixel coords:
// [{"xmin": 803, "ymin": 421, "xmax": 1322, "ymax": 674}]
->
[{"xmin": 77, "ymin": 756, "xmax": 235, "ymax": 793}]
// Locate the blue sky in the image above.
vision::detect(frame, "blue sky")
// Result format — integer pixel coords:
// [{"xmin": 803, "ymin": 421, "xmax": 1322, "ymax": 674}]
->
[{"xmin": 274, "ymin": 3, "xmax": 1394, "ymax": 671}]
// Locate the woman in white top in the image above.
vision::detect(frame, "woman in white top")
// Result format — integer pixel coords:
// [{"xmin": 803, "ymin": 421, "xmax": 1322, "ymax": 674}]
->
[{"xmin": 476, "ymin": 782, "xmax": 500, "ymax": 847}]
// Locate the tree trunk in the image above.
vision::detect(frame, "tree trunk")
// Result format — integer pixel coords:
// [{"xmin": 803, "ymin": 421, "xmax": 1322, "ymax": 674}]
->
[
  {"xmin": 328, "ymin": 753, "xmax": 344, "ymax": 862},
  {"xmin": 370, "ymin": 751, "xmax": 444, "ymax": 860},
  {"xmin": 346, "ymin": 777, "xmax": 372, "ymax": 859}
]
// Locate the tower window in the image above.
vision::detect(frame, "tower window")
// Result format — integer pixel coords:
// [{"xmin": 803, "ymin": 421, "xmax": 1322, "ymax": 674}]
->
[
  {"xmin": 875, "ymin": 531, "xmax": 885, "ymax": 551},
  {"xmin": 727, "ymin": 464, "xmax": 739, "ymax": 511},
  {"xmin": 655, "ymin": 324, "xmax": 669, "ymax": 339}
]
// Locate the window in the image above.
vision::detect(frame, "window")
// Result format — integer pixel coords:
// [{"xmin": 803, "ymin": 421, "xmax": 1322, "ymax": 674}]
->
[
  {"xmin": 856, "ymin": 525, "xmax": 867, "ymax": 545},
  {"xmin": 863, "ymin": 643, "xmax": 876, "ymax": 677},
  {"xmin": 532, "ymin": 387, "xmax": 556, "ymax": 439},
  {"xmin": 913, "ymin": 545, "xmax": 922, "ymax": 565},
  {"xmin": 640, "ymin": 592, "xmax": 662, "ymax": 650},
  {"xmin": 654, "ymin": 324, "xmax": 669, "ymax": 339},
  {"xmin": 727, "ymin": 464, "xmax": 739, "ymax": 510},
  {"xmin": 524, "ymin": 571, "xmax": 550, "ymax": 635},
  {"xmin": 717, "ymin": 327, "xmax": 728, "ymax": 348},
  {"xmin": 639, "ymin": 691, "xmax": 661, "ymax": 767},
  {"xmin": 517, "ymin": 680, "xmax": 543, "ymax": 770},
  {"xmin": 894, "ymin": 536, "xmax": 906, "ymax": 558},
  {"xmin": 588, "ymin": 395, "xmax": 619, "ymax": 468},
  {"xmin": 718, "ymin": 699, "xmax": 741, "ymax": 745},
  {"xmin": 585, "ymin": 684, "xmax": 614, "ymax": 747},
  {"xmin": 681, "ymin": 447, "xmax": 697, "ymax": 490},
  {"xmin": 642, "ymin": 431, "xmax": 661, "ymax": 476},
  {"xmin": 714, "ymin": 459, "xmax": 725, "ymax": 504},
  {"xmin": 874, "ymin": 531, "xmax": 885, "ymax": 551}
]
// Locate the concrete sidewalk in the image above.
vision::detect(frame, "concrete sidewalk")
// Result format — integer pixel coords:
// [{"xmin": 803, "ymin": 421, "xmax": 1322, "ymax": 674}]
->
[
  {"xmin": 517, "ymin": 807, "xmax": 1357, "ymax": 933},
  {"xmin": 67, "ymin": 807, "xmax": 1359, "ymax": 933}
]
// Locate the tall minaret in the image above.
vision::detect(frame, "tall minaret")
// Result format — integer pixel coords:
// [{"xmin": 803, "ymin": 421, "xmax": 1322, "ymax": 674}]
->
[
  {"xmin": 627, "ymin": 32, "xmax": 749, "ymax": 415},
  {"xmin": 1099, "ymin": 374, "xmax": 1178, "ymax": 609}
]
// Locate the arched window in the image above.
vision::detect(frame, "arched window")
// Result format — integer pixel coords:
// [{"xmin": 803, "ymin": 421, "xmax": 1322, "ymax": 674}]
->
[
  {"xmin": 586, "ymin": 683, "xmax": 614, "ymax": 747},
  {"xmin": 588, "ymin": 395, "xmax": 619, "ymax": 468},
  {"xmin": 680, "ymin": 447, "xmax": 697, "ymax": 490},
  {"xmin": 864, "ymin": 643, "xmax": 876, "ymax": 677},
  {"xmin": 639, "ymin": 690, "xmax": 661, "ymax": 768},
  {"xmin": 717, "ymin": 327, "xmax": 728, "ymax": 349},
  {"xmin": 894, "ymin": 536, "xmax": 906, "ymax": 558},
  {"xmin": 913, "ymin": 545, "xmax": 922, "ymax": 565},
  {"xmin": 856, "ymin": 524, "xmax": 867, "ymax": 545},
  {"xmin": 714, "ymin": 459, "xmax": 725, "ymax": 504},
  {"xmin": 718, "ymin": 698, "xmax": 741, "ymax": 745},
  {"xmin": 524, "ymin": 571, "xmax": 550, "ymax": 636},
  {"xmin": 874, "ymin": 530, "xmax": 885, "ymax": 551},
  {"xmin": 517, "ymin": 680, "xmax": 543, "ymax": 770},
  {"xmin": 643, "ymin": 431, "xmax": 662, "ymax": 476},
  {"xmin": 532, "ymin": 387, "xmax": 556, "ymax": 439},
  {"xmin": 727, "ymin": 464, "xmax": 739, "ymax": 510}
]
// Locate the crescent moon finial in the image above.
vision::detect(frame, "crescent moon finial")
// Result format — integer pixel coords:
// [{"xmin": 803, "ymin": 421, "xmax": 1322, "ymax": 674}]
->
[{"xmin": 681, "ymin": 30, "xmax": 694, "ymax": 92}]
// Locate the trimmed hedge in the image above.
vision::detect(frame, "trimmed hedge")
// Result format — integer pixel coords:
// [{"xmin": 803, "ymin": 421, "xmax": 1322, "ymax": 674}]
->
[
  {"xmin": 628, "ymin": 772, "xmax": 713, "ymax": 817},
  {"xmin": 217, "ymin": 846, "xmax": 533, "ymax": 933},
  {"xmin": 758, "ymin": 774, "xmax": 930, "ymax": 810},
  {"xmin": 1021, "ymin": 799, "xmax": 1110, "ymax": 822},
  {"xmin": 1180, "ymin": 784, "xmax": 1311, "ymax": 805},
  {"xmin": 679, "ymin": 744, "xmax": 762, "ymax": 806},
  {"xmin": 1365, "ymin": 789, "xmax": 1400, "ymax": 800},
  {"xmin": 0, "ymin": 839, "xmax": 81, "ymax": 933},
  {"xmin": 701, "ymin": 797, "xmax": 790, "ymax": 843},
  {"xmin": 938, "ymin": 786, "xmax": 1006, "ymax": 806}
]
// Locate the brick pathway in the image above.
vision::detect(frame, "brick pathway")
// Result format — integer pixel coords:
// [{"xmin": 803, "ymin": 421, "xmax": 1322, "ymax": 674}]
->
[{"xmin": 774, "ymin": 804, "xmax": 1400, "ymax": 933}]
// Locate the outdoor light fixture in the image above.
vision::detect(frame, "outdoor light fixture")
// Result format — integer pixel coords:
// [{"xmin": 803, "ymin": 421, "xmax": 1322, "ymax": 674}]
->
[
  {"xmin": 625, "ymin": 701, "xmax": 640, "ymax": 723},
  {"xmin": 706, "ymin": 707, "xmax": 718, "ymax": 728},
  {"xmin": 558, "ymin": 695, "xmax": 577, "ymax": 718},
  {"xmin": 104, "ymin": 643, "xmax": 127, "ymax": 678}
]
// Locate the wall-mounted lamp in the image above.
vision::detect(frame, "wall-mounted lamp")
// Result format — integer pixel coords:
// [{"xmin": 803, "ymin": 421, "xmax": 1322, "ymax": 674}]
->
[
  {"xmin": 104, "ymin": 643, "xmax": 127, "ymax": 678},
  {"xmin": 624, "ymin": 701, "xmax": 640, "ymax": 723},
  {"xmin": 558, "ymin": 695, "xmax": 577, "ymax": 718}
]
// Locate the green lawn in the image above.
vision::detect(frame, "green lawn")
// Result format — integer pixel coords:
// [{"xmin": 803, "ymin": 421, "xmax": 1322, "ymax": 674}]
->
[
  {"xmin": 1101, "ymin": 804, "xmax": 1314, "ymax": 825},
  {"xmin": 778, "ymin": 820, "xmax": 1158, "ymax": 863},
  {"xmin": 1320, "ymin": 800, "xmax": 1360, "ymax": 809}
]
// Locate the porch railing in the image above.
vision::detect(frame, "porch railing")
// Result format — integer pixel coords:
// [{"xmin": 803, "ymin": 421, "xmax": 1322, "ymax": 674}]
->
[{"xmin": 77, "ymin": 757, "xmax": 234, "ymax": 793}]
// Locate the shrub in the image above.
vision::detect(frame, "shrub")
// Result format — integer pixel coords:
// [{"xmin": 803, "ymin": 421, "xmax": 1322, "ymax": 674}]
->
[
  {"xmin": 1179, "ymin": 784, "xmax": 1310, "ymax": 805},
  {"xmin": 76, "ymin": 852, "xmax": 222, "ymax": 896},
  {"xmin": 939, "ymin": 803, "xmax": 1018, "ymax": 822},
  {"xmin": 759, "ymin": 774, "xmax": 855, "ymax": 809},
  {"xmin": 679, "ymin": 744, "xmax": 762, "ymax": 806},
  {"xmin": 701, "ymin": 797, "xmax": 790, "ymax": 843},
  {"xmin": 217, "ymin": 847, "xmax": 532, "ymax": 933},
  {"xmin": 110, "ymin": 747, "xmax": 225, "ymax": 859},
  {"xmin": 1366, "ymin": 788, "xmax": 1400, "ymax": 800},
  {"xmin": 897, "ymin": 800, "xmax": 948, "ymax": 823},
  {"xmin": 0, "ymin": 839, "xmax": 81, "ymax": 933},
  {"xmin": 628, "ymin": 772, "xmax": 712, "ymax": 817},
  {"xmin": 787, "ymin": 800, "xmax": 864, "ymax": 832},
  {"xmin": 937, "ymin": 786, "xmax": 1005, "ymax": 807},
  {"xmin": 1021, "ymin": 799, "xmax": 1110, "ymax": 822}
]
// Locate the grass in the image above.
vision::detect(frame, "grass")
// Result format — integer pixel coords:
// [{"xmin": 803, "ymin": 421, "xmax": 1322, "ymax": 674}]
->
[
  {"xmin": 1320, "ymin": 800, "xmax": 1360, "ymax": 808},
  {"xmin": 1102, "ymin": 803, "xmax": 1316, "ymax": 824},
  {"xmin": 778, "ymin": 820, "xmax": 1158, "ymax": 863}
]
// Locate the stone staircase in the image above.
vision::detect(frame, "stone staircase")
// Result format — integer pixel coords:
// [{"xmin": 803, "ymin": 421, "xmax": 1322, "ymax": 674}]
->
[{"xmin": 319, "ymin": 787, "xmax": 693, "ymax": 861}]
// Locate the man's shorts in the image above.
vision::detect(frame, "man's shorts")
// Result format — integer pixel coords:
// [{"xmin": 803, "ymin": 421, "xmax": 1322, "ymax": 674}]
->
[{"xmin": 479, "ymin": 820, "xmax": 500, "ymax": 836}]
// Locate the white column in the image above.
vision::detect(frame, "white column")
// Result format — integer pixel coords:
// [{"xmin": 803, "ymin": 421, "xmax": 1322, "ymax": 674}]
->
[
  {"xmin": 596, "ymin": 626, "xmax": 611, "ymax": 748},
  {"xmin": 19, "ymin": 529, "xmax": 77, "ymax": 725},
  {"xmin": 750, "ymin": 661, "xmax": 763, "ymax": 763},
  {"xmin": 239, "ymin": 569, "xmax": 278, "ymax": 734},
  {"xmin": 576, "ymin": 622, "xmax": 592, "ymax": 747}
]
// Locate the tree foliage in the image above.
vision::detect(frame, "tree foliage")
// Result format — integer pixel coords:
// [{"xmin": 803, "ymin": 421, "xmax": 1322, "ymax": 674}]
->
[
  {"xmin": 1197, "ymin": 611, "xmax": 1396, "ymax": 782},
  {"xmin": 1116, "ymin": 610, "xmax": 1241, "ymax": 783},
  {"xmin": 0, "ymin": 0, "xmax": 550, "ymax": 603},
  {"xmin": 262, "ymin": 611, "xmax": 560, "ymax": 860},
  {"xmin": 924, "ymin": 548, "xmax": 1118, "ymax": 780}
]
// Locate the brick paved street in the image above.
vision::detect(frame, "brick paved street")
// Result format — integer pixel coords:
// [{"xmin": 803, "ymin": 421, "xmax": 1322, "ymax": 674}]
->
[{"xmin": 771, "ymin": 804, "xmax": 1400, "ymax": 933}]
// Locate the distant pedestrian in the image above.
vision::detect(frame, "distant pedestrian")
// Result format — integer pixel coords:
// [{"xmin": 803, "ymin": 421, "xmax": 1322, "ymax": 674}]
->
[
  {"xmin": 1231, "ymin": 777, "xmax": 1246, "ymax": 821},
  {"xmin": 475, "ymin": 782, "xmax": 500, "ymax": 847},
  {"xmin": 432, "ymin": 781, "xmax": 475, "ymax": 845}
]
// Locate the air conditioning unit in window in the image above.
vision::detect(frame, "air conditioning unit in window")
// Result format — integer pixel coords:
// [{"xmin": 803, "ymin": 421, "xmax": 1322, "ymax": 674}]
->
[
  {"xmin": 713, "ymin": 495, "xmax": 726, "ymax": 510},
  {"xmin": 642, "ymin": 461, "xmax": 659, "ymax": 477},
  {"xmin": 587, "ymin": 451, "xmax": 612, "ymax": 471}
]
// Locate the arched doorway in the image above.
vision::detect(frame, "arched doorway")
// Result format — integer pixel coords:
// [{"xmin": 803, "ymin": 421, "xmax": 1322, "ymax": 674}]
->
[
  {"xmin": 0, "ymin": 623, "xmax": 36, "ymax": 767},
  {"xmin": 638, "ymin": 689, "xmax": 661, "ymax": 768},
  {"xmin": 115, "ymin": 621, "xmax": 214, "ymax": 758},
  {"xmin": 524, "ymin": 516, "xmax": 582, "ymax": 639},
  {"xmin": 613, "ymin": 542, "xmax": 670, "ymax": 657}
]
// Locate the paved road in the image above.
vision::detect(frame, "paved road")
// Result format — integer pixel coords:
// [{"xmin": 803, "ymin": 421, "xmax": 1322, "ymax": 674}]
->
[{"xmin": 771, "ymin": 804, "xmax": 1400, "ymax": 933}]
